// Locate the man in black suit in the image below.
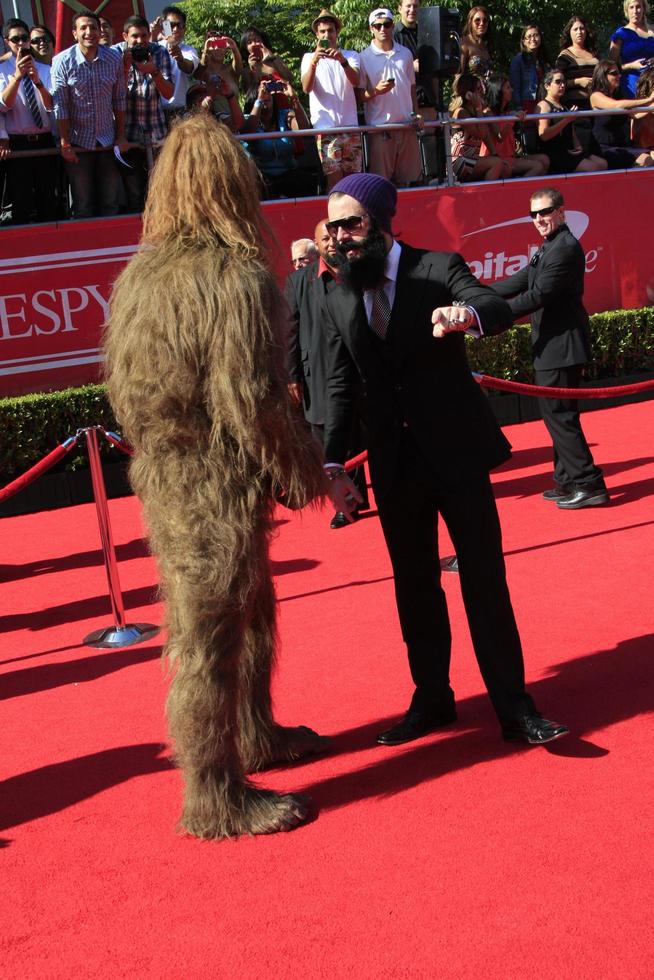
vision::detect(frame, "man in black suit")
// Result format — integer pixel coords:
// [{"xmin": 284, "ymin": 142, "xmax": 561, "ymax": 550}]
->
[
  {"xmin": 286, "ymin": 219, "xmax": 368, "ymax": 529},
  {"xmin": 322, "ymin": 172, "xmax": 568, "ymax": 746},
  {"xmin": 494, "ymin": 187, "xmax": 608, "ymax": 510}
]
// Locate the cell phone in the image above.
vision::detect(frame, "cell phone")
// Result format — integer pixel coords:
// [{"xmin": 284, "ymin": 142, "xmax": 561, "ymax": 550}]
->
[
  {"xmin": 319, "ymin": 38, "xmax": 330, "ymax": 49},
  {"xmin": 207, "ymin": 36, "xmax": 229, "ymax": 50},
  {"xmin": 251, "ymin": 42, "xmax": 263, "ymax": 57},
  {"xmin": 162, "ymin": 19, "xmax": 173, "ymax": 38}
]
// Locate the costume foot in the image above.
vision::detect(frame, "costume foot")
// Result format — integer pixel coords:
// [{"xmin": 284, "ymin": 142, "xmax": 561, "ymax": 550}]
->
[
  {"xmin": 180, "ymin": 784, "xmax": 311, "ymax": 839},
  {"xmin": 264, "ymin": 725, "xmax": 331, "ymax": 767}
]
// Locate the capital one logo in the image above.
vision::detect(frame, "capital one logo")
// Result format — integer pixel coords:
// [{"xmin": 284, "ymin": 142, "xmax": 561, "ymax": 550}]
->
[{"xmin": 461, "ymin": 210, "xmax": 599, "ymax": 281}]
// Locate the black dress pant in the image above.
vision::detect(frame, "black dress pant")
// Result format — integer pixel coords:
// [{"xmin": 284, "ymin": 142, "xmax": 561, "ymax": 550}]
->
[
  {"xmin": 7, "ymin": 133, "xmax": 56, "ymax": 225},
  {"xmin": 374, "ymin": 431, "xmax": 534, "ymax": 724},
  {"xmin": 535, "ymin": 365, "xmax": 605, "ymax": 492}
]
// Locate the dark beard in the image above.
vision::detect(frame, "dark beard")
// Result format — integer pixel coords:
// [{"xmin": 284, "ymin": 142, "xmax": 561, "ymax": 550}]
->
[{"xmin": 332, "ymin": 224, "xmax": 388, "ymax": 292}]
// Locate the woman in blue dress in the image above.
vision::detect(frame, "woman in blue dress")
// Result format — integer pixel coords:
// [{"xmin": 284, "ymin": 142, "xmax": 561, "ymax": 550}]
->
[{"xmin": 610, "ymin": 0, "xmax": 654, "ymax": 96}]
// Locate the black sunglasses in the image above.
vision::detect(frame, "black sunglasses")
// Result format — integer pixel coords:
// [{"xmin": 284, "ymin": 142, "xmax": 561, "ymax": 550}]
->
[
  {"xmin": 530, "ymin": 205, "xmax": 557, "ymax": 219},
  {"xmin": 31, "ymin": 36, "xmax": 53, "ymax": 44},
  {"xmin": 372, "ymin": 22, "xmax": 394, "ymax": 29},
  {"xmin": 9, "ymin": 34, "xmax": 30, "ymax": 43},
  {"xmin": 325, "ymin": 214, "xmax": 368, "ymax": 235}
]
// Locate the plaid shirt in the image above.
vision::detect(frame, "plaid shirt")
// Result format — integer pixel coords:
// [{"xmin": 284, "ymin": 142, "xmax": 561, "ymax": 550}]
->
[
  {"xmin": 52, "ymin": 44, "xmax": 126, "ymax": 148},
  {"xmin": 114, "ymin": 42, "xmax": 172, "ymax": 144}
]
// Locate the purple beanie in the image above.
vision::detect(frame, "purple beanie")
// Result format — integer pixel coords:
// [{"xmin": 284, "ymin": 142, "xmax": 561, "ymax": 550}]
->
[{"xmin": 329, "ymin": 173, "xmax": 397, "ymax": 232}]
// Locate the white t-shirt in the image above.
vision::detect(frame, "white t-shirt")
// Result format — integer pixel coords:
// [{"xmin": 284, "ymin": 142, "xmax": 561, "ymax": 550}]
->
[
  {"xmin": 159, "ymin": 39, "xmax": 199, "ymax": 108},
  {"xmin": 300, "ymin": 50, "xmax": 360, "ymax": 129},
  {"xmin": 359, "ymin": 42, "xmax": 415, "ymax": 125}
]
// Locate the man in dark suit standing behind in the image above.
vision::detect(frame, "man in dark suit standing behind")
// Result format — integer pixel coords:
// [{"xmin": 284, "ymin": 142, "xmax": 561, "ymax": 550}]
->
[
  {"xmin": 286, "ymin": 219, "xmax": 368, "ymax": 528},
  {"xmin": 494, "ymin": 187, "xmax": 608, "ymax": 510},
  {"xmin": 322, "ymin": 172, "xmax": 567, "ymax": 746}
]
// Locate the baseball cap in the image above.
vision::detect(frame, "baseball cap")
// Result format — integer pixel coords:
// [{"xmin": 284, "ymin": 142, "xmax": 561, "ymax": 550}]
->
[{"xmin": 369, "ymin": 8, "xmax": 394, "ymax": 25}]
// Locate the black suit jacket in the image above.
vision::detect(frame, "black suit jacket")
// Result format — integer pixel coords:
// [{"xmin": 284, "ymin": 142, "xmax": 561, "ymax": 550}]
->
[
  {"xmin": 322, "ymin": 244, "xmax": 514, "ymax": 495},
  {"xmin": 493, "ymin": 224, "xmax": 592, "ymax": 370},
  {"xmin": 285, "ymin": 264, "xmax": 335, "ymax": 426}
]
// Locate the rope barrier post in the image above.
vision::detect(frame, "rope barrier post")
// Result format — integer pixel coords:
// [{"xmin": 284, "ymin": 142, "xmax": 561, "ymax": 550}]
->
[{"xmin": 82, "ymin": 427, "xmax": 159, "ymax": 649}]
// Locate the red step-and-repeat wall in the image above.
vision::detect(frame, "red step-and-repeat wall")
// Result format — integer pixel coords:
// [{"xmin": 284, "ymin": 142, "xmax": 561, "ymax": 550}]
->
[{"xmin": 1, "ymin": 170, "xmax": 653, "ymax": 397}]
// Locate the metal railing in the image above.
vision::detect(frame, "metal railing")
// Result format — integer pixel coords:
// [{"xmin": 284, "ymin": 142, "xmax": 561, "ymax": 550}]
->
[{"xmin": 1, "ymin": 105, "xmax": 653, "ymax": 218}]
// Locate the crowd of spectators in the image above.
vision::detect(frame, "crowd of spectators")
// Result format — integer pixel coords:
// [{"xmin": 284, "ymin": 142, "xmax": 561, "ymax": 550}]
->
[{"xmin": 1, "ymin": 2, "xmax": 654, "ymax": 225}]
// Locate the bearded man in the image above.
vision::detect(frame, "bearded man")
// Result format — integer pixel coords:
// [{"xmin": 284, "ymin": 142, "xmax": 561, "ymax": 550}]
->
[
  {"xmin": 321, "ymin": 172, "xmax": 569, "ymax": 747},
  {"xmin": 105, "ymin": 115, "xmax": 329, "ymax": 840}
]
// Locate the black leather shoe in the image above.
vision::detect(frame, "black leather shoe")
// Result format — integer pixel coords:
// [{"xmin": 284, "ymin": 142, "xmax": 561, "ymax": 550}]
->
[
  {"xmin": 502, "ymin": 713, "xmax": 569, "ymax": 745},
  {"xmin": 377, "ymin": 707, "xmax": 457, "ymax": 746},
  {"xmin": 556, "ymin": 488, "xmax": 609, "ymax": 509},
  {"xmin": 542, "ymin": 487, "xmax": 570, "ymax": 501},
  {"xmin": 330, "ymin": 510, "xmax": 359, "ymax": 529}
]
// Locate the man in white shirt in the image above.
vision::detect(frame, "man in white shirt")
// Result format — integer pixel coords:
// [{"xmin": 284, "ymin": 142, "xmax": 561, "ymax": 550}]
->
[
  {"xmin": 151, "ymin": 6, "xmax": 199, "ymax": 117},
  {"xmin": 358, "ymin": 7, "xmax": 421, "ymax": 185},
  {"xmin": 301, "ymin": 9, "xmax": 362, "ymax": 190},
  {"xmin": 0, "ymin": 18, "xmax": 56, "ymax": 223}
]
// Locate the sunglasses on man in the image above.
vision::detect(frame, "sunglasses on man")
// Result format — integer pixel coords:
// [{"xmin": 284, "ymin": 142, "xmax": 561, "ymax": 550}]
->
[
  {"xmin": 325, "ymin": 214, "xmax": 368, "ymax": 235},
  {"xmin": 8, "ymin": 34, "xmax": 30, "ymax": 43},
  {"xmin": 530, "ymin": 205, "xmax": 558, "ymax": 219}
]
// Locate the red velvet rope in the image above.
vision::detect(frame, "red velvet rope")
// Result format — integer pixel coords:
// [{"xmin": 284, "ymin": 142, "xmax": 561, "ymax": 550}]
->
[
  {"xmin": 103, "ymin": 430, "xmax": 134, "ymax": 456},
  {"xmin": 0, "ymin": 437, "xmax": 78, "ymax": 504},
  {"xmin": 474, "ymin": 373, "xmax": 654, "ymax": 399}
]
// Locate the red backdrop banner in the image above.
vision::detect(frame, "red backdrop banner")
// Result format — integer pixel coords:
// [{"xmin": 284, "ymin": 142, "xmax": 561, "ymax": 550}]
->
[{"xmin": 0, "ymin": 171, "xmax": 652, "ymax": 397}]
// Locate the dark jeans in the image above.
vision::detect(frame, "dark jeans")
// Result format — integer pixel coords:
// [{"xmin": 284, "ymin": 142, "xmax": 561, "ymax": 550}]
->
[{"xmin": 64, "ymin": 146, "xmax": 122, "ymax": 218}]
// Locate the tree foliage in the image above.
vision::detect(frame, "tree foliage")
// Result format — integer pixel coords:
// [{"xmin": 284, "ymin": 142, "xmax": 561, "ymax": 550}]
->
[{"xmin": 177, "ymin": 0, "xmax": 627, "ymax": 82}]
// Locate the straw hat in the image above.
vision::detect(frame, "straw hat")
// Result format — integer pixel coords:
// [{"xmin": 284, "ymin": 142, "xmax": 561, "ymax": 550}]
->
[{"xmin": 311, "ymin": 9, "xmax": 342, "ymax": 33}]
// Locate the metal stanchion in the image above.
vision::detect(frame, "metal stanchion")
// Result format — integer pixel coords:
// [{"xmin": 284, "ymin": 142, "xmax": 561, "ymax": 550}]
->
[{"xmin": 83, "ymin": 427, "xmax": 159, "ymax": 648}]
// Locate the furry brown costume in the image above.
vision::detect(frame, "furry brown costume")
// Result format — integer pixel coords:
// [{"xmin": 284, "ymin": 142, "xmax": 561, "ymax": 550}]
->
[{"xmin": 104, "ymin": 115, "xmax": 328, "ymax": 839}]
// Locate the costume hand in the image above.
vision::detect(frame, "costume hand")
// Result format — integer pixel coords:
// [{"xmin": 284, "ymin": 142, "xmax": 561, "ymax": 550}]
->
[
  {"xmin": 432, "ymin": 305, "xmax": 474, "ymax": 338},
  {"xmin": 326, "ymin": 473, "xmax": 363, "ymax": 518}
]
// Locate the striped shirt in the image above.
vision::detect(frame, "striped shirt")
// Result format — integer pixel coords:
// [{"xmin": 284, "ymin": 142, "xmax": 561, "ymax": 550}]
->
[
  {"xmin": 52, "ymin": 43, "xmax": 126, "ymax": 149},
  {"xmin": 113, "ymin": 42, "xmax": 173, "ymax": 143}
]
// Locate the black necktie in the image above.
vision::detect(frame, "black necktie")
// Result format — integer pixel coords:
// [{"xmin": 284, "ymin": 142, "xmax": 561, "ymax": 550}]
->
[
  {"xmin": 370, "ymin": 283, "xmax": 391, "ymax": 340},
  {"xmin": 23, "ymin": 75, "xmax": 43, "ymax": 129}
]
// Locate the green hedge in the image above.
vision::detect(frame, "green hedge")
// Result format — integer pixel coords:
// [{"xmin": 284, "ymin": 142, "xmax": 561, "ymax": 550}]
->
[
  {"xmin": 1, "ymin": 307, "xmax": 653, "ymax": 481},
  {"xmin": 465, "ymin": 307, "xmax": 654, "ymax": 382}
]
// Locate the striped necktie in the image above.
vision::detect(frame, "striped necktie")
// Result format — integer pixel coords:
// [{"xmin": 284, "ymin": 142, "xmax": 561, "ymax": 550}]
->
[
  {"xmin": 23, "ymin": 75, "xmax": 43, "ymax": 130},
  {"xmin": 370, "ymin": 282, "xmax": 391, "ymax": 340}
]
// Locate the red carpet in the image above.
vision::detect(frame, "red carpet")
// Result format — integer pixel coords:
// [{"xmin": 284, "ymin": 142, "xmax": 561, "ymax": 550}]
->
[{"xmin": 2, "ymin": 401, "xmax": 653, "ymax": 978}]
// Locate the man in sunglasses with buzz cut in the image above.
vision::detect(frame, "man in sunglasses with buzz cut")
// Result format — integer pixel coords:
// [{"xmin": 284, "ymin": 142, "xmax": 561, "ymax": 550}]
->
[{"xmin": 494, "ymin": 187, "xmax": 608, "ymax": 510}]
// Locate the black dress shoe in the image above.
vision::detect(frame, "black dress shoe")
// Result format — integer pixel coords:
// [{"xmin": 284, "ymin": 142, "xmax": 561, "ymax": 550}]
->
[
  {"xmin": 556, "ymin": 488, "xmax": 609, "ymax": 510},
  {"xmin": 330, "ymin": 510, "xmax": 359, "ymax": 529},
  {"xmin": 377, "ymin": 707, "xmax": 457, "ymax": 746},
  {"xmin": 542, "ymin": 487, "xmax": 570, "ymax": 501},
  {"xmin": 502, "ymin": 713, "xmax": 569, "ymax": 745}
]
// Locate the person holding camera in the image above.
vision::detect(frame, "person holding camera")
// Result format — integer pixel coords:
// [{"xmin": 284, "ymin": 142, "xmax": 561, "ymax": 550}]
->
[
  {"xmin": 244, "ymin": 77, "xmax": 315, "ymax": 198},
  {"xmin": 358, "ymin": 7, "xmax": 421, "ymax": 185},
  {"xmin": 196, "ymin": 32, "xmax": 243, "ymax": 101},
  {"xmin": 301, "ymin": 9, "xmax": 362, "ymax": 190},
  {"xmin": 0, "ymin": 18, "xmax": 56, "ymax": 223},
  {"xmin": 52, "ymin": 13, "xmax": 128, "ymax": 218},
  {"xmin": 150, "ymin": 7, "xmax": 199, "ymax": 118},
  {"xmin": 114, "ymin": 15, "xmax": 173, "ymax": 211}
]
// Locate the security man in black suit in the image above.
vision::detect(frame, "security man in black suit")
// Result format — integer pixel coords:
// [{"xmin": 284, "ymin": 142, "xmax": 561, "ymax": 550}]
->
[
  {"xmin": 322, "ymin": 172, "xmax": 568, "ymax": 747},
  {"xmin": 286, "ymin": 219, "xmax": 368, "ymax": 528},
  {"xmin": 494, "ymin": 187, "xmax": 608, "ymax": 510}
]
